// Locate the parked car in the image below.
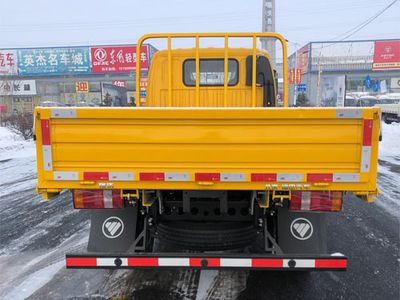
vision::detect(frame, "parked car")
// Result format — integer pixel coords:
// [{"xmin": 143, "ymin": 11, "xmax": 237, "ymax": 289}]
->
[
  {"xmin": 344, "ymin": 96, "xmax": 358, "ymax": 107},
  {"xmin": 357, "ymin": 97, "xmax": 380, "ymax": 107}
]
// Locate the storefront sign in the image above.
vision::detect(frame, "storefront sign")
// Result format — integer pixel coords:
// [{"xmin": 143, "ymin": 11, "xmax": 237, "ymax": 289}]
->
[
  {"xmin": 91, "ymin": 45, "xmax": 149, "ymax": 73},
  {"xmin": 373, "ymin": 40, "xmax": 400, "ymax": 70},
  {"xmin": 297, "ymin": 44, "xmax": 310, "ymax": 74},
  {"xmin": 139, "ymin": 77, "xmax": 148, "ymax": 105},
  {"xmin": 140, "ymin": 77, "xmax": 147, "ymax": 89},
  {"xmin": 319, "ymin": 75, "xmax": 346, "ymax": 107},
  {"xmin": 13, "ymin": 96, "xmax": 34, "ymax": 113},
  {"xmin": 76, "ymin": 81, "xmax": 89, "ymax": 93},
  {"xmin": 0, "ymin": 80, "xmax": 36, "ymax": 95},
  {"xmin": 17, "ymin": 47, "xmax": 91, "ymax": 75},
  {"xmin": 390, "ymin": 77, "xmax": 400, "ymax": 89},
  {"xmin": 0, "ymin": 50, "xmax": 18, "ymax": 75},
  {"xmin": 112, "ymin": 80, "xmax": 126, "ymax": 87},
  {"xmin": 297, "ymin": 83, "xmax": 307, "ymax": 92}
]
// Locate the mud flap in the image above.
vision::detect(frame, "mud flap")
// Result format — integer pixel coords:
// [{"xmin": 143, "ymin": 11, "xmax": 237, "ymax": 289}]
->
[
  {"xmin": 277, "ymin": 207, "xmax": 327, "ymax": 254},
  {"xmin": 88, "ymin": 207, "xmax": 138, "ymax": 253}
]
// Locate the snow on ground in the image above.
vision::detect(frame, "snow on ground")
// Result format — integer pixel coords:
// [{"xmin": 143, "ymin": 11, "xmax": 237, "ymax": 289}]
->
[
  {"xmin": 379, "ymin": 122, "xmax": 400, "ymax": 164},
  {"xmin": 0, "ymin": 126, "xmax": 90, "ymax": 299},
  {"xmin": 0, "ymin": 229, "xmax": 89, "ymax": 300},
  {"xmin": 4, "ymin": 261, "xmax": 64, "ymax": 300},
  {"xmin": 0, "ymin": 126, "xmax": 35, "ymax": 161},
  {"xmin": 376, "ymin": 122, "xmax": 400, "ymax": 215},
  {"xmin": 196, "ymin": 270, "xmax": 218, "ymax": 300},
  {"xmin": 0, "ymin": 127, "xmax": 37, "ymax": 197},
  {"xmin": 0, "ymin": 123, "xmax": 398, "ymax": 299}
]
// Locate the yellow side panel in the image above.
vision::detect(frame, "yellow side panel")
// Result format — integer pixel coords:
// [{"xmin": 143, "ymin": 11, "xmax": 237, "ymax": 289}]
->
[{"xmin": 35, "ymin": 107, "xmax": 380, "ymax": 194}]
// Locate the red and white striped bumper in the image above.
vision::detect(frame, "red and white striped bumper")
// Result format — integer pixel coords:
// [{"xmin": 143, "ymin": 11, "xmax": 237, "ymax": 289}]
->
[{"xmin": 66, "ymin": 253, "xmax": 347, "ymax": 271}]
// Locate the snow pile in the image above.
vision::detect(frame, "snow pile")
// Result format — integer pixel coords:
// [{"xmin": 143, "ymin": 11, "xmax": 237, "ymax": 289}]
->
[
  {"xmin": 0, "ymin": 127, "xmax": 36, "ymax": 197},
  {"xmin": 0, "ymin": 126, "xmax": 35, "ymax": 160},
  {"xmin": 379, "ymin": 122, "xmax": 400, "ymax": 163}
]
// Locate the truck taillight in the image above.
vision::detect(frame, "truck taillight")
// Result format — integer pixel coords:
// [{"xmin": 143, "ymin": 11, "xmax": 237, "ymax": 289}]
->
[
  {"xmin": 73, "ymin": 190, "xmax": 124, "ymax": 209},
  {"xmin": 290, "ymin": 191, "xmax": 343, "ymax": 212}
]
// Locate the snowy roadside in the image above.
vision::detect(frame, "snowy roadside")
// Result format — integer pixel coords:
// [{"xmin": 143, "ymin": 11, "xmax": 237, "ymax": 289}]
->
[
  {"xmin": 0, "ymin": 126, "xmax": 90, "ymax": 300},
  {"xmin": 376, "ymin": 123, "xmax": 400, "ymax": 215},
  {"xmin": 0, "ymin": 127, "xmax": 36, "ymax": 161},
  {"xmin": 0, "ymin": 127, "xmax": 37, "ymax": 197},
  {"xmin": 0, "ymin": 122, "xmax": 398, "ymax": 299},
  {"xmin": 379, "ymin": 122, "xmax": 400, "ymax": 164}
]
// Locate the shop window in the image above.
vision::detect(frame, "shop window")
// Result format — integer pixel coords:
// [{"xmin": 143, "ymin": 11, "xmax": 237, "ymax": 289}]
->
[{"xmin": 89, "ymin": 82, "xmax": 101, "ymax": 92}]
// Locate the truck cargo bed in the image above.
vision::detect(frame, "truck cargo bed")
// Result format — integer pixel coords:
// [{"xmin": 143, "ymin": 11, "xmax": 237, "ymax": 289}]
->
[{"xmin": 35, "ymin": 107, "xmax": 380, "ymax": 196}]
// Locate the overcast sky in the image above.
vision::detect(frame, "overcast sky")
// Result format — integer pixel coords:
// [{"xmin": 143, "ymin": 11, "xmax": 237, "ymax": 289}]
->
[{"xmin": 0, "ymin": 0, "xmax": 398, "ymax": 55}]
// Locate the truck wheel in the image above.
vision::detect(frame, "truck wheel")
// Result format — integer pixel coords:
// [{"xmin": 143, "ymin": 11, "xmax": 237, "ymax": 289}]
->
[{"xmin": 383, "ymin": 114, "xmax": 392, "ymax": 124}]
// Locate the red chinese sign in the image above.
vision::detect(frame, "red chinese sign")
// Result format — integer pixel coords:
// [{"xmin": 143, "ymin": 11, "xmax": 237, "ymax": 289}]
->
[
  {"xmin": 373, "ymin": 40, "xmax": 400, "ymax": 70},
  {"xmin": 76, "ymin": 81, "xmax": 89, "ymax": 93},
  {"xmin": 0, "ymin": 50, "xmax": 17, "ymax": 75},
  {"xmin": 112, "ymin": 80, "xmax": 126, "ymax": 88},
  {"xmin": 90, "ymin": 46, "xmax": 149, "ymax": 73},
  {"xmin": 140, "ymin": 77, "xmax": 148, "ymax": 89},
  {"xmin": 289, "ymin": 69, "xmax": 295, "ymax": 84},
  {"xmin": 296, "ymin": 44, "xmax": 310, "ymax": 74}
]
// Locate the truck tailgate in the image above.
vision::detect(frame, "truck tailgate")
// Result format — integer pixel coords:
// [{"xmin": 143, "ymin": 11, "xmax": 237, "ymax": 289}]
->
[{"xmin": 35, "ymin": 107, "xmax": 380, "ymax": 196}]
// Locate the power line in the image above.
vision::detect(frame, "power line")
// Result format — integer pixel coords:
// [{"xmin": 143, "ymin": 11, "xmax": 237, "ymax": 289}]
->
[
  {"xmin": 286, "ymin": 0, "xmax": 398, "ymax": 52},
  {"xmin": 332, "ymin": 0, "xmax": 399, "ymax": 41},
  {"xmin": 0, "ymin": 11, "xmax": 258, "ymax": 33},
  {"xmin": 308, "ymin": 0, "xmax": 398, "ymax": 52}
]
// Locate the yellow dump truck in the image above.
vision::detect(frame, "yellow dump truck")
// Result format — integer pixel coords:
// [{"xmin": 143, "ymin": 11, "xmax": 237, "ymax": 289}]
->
[{"xmin": 35, "ymin": 33, "xmax": 380, "ymax": 271}]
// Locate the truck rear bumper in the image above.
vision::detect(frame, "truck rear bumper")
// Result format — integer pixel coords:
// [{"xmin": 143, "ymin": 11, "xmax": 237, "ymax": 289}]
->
[{"xmin": 66, "ymin": 253, "xmax": 347, "ymax": 271}]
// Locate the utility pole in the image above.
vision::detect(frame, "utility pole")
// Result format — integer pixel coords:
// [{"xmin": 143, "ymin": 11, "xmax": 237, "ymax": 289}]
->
[{"xmin": 261, "ymin": 0, "xmax": 276, "ymax": 66}]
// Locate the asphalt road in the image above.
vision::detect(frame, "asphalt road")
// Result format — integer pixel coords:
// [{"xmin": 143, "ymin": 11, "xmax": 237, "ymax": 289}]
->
[
  {"xmin": 239, "ymin": 193, "xmax": 399, "ymax": 300},
  {"xmin": 0, "ymin": 149, "xmax": 399, "ymax": 299}
]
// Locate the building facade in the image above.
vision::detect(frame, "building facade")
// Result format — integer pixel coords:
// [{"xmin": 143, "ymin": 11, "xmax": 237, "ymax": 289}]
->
[
  {"xmin": 0, "ymin": 44, "xmax": 157, "ymax": 115},
  {"xmin": 288, "ymin": 39, "xmax": 400, "ymax": 106}
]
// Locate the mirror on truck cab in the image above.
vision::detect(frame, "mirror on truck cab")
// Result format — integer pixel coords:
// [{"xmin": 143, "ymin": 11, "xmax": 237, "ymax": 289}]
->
[{"xmin": 245, "ymin": 55, "xmax": 276, "ymax": 107}]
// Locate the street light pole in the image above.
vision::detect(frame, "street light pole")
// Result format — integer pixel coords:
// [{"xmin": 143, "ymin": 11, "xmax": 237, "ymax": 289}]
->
[{"xmin": 287, "ymin": 40, "xmax": 299, "ymax": 106}]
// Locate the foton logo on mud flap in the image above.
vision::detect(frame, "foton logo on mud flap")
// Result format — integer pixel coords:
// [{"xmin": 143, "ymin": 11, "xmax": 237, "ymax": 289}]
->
[
  {"xmin": 102, "ymin": 216, "xmax": 124, "ymax": 239},
  {"xmin": 290, "ymin": 218, "xmax": 313, "ymax": 240}
]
